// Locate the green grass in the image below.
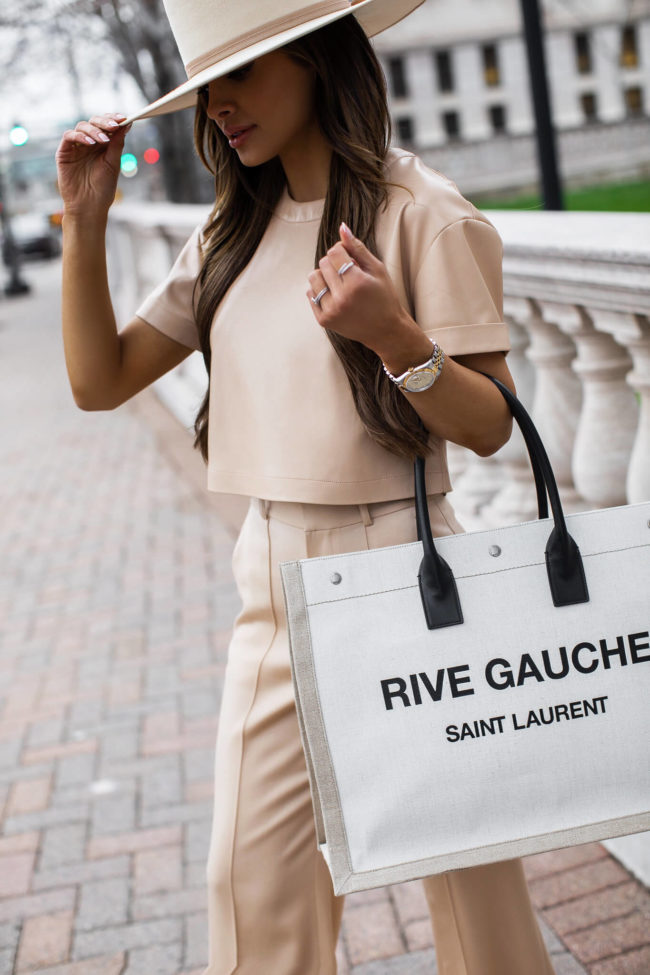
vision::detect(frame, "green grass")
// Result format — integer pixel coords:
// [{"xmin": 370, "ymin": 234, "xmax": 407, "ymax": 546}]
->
[{"xmin": 470, "ymin": 179, "xmax": 650, "ymax": 212}]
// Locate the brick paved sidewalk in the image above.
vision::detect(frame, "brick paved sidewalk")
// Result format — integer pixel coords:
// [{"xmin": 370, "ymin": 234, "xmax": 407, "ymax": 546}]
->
[{"xmin": 0, "ymin": 260, "xmax": 648, "ymax": 973}]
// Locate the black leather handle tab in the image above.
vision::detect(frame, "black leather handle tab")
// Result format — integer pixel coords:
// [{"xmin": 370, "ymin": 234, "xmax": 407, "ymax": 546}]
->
[
  {"xmin": 415, "ymin": 453, "xmax": 464, "ymax": 629},
  {"xmin": 415, "ymin": 373, "xmax": 589, "ymax": 630}
]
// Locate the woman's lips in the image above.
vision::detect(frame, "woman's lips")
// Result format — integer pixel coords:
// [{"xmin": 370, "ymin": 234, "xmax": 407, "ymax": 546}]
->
[{"xmin": 228, "ymin": 126, "xmax": 255, "ymax": 148}]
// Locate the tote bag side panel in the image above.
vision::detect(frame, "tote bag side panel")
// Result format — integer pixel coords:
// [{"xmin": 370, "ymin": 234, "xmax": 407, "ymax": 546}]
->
[{"xmin": 280, "ymin": 559, "xmax": 355, "ymax": 886}]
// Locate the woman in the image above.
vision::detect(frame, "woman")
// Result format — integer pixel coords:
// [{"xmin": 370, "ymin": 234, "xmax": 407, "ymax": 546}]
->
[{"xmin": 56, "ymin": 2, "xmax": 556, "ymax": 973}]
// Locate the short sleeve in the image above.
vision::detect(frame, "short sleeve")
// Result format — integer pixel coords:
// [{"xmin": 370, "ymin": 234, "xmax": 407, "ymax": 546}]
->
[
  {"xmin": 134, "ymin": 223, "xmax": 204, "ymax": 352},
  {"xmin": 412, "ymin": 216, "xmax": 510, "ymax": 356}
]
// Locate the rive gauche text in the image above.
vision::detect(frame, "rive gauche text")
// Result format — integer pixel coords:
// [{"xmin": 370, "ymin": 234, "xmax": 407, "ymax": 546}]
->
[{"xmin": 378, "ymin": 630, "xmax": 647, "ymax": 741}]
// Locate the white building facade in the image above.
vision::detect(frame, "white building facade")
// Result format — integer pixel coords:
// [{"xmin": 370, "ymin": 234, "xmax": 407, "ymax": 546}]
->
[{"xmin": 373, "ymin": 0, "xmax": 650, "ymax": 195}]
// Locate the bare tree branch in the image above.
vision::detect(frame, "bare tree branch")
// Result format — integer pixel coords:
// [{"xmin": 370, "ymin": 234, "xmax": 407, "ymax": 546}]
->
[{"xmin": 3, "ymin": 0, "xmax": 212, "ymax": 201}]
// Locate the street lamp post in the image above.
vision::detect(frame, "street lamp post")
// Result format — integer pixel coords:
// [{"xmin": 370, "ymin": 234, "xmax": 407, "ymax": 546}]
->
[
  {"xmin": 519, "ymin": 0, "xmax": 565, "ymax": 210},
  {"xmin": 1, "ymin": 124, "xmax": 31, "ymax": 297}
]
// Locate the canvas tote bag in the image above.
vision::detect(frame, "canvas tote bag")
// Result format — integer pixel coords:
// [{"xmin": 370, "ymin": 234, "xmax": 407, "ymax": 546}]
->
[{"xmin": 279, "ymin": 375, "xmax": 650, "ymax": 896}]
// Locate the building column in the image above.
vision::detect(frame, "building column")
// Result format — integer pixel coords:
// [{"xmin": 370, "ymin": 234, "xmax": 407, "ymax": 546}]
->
[
  {"xmin": 406, "ymin": 49, "xmax": 445, "ymax": 146},
  {"xmin": 545, "ymin": 31, "xmax": 583, "ymax": 128},
  {"xmin": 637, "ymin": 20, "xmax": 650, "ymax": 112},
  {"xmin": 592, "ymin": 23, "xmax": 626, "ymax": 122},
  {"xmin": 454, "ymin": 42, "xmax": 491, "ymax": 140},
  {"xmin": 499, "ymin": 35, "xmax": 534, "ymax": 135}
]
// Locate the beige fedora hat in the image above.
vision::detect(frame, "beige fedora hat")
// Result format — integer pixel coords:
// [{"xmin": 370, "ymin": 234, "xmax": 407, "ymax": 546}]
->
[{"xmin": 124, "ymin": 0, "xmax": 425, "ymax": 123}]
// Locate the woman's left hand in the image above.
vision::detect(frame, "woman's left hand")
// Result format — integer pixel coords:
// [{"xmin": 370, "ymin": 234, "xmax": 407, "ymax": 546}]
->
[{"xmin": 307, "ymin": 222, "xmax": 414, "ymax": 353}]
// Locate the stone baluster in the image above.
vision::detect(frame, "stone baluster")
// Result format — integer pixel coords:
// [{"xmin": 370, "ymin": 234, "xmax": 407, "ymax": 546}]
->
[
  {"xmin": 549, "ymin": 304, "xmax": 636, "ymax": 508},
  {"xmin": 588, "ymin": 310, "xmax": 650, "ymax": 504},
  {"xmin": 160, "ymin": 224, "xmax": 191, "ymax": 264},
  {"xmin": 146, "ymin": 223, "xmax": 208, "ymax": 430},
  {"xmin": 131, "ymin": 222, "xmax": 178, "ymax": 307},
  {"xmin": 106, "ymin": 218, "xmax": 138, "ymax": 327},
  {"xmin": 479, "ymin": 301, "xmax": 537, "ymax": 527},
  {"xmin": 445, "ymin": 440, "xmax": 471, "ymax": 489},
  {"xmin": 527, "ymin": 300, "xmax": 583, "ymax": 511},
  {"xmin": 447, "ymin": 439, "xmax": 503, "ymax": 530}
]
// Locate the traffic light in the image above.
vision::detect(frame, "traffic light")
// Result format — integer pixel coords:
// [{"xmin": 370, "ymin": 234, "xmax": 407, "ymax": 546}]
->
[
  {"xmin": 120, "ymin": 152, "xmax": 138, "ymax": 177},
  {"xmin": 9, "ymin": 124, "xmax": 29, "ymax": 147}
]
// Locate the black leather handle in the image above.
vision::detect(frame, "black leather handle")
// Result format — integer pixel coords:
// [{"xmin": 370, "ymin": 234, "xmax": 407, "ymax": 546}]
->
[{"xmin": 415, "ymin": 373, "xmax": 589, "ymax": 630}]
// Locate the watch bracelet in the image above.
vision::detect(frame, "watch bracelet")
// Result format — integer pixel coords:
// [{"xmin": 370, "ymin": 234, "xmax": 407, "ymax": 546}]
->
[
  {"xmin": 401, "ymin": 346, "xmax": 445, "ymax": 391},
  {"xmin": 381, "ymin": 339, "xmax": 445, "ymax": 388}
]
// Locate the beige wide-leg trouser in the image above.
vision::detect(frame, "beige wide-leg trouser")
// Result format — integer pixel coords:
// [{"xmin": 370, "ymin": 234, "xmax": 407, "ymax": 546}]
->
[{"xmin": 203, "ymin": 493, "xmax": 556, "ymax": 975}]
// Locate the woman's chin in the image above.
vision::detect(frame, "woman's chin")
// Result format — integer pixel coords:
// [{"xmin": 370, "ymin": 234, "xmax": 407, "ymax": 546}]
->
[{"xmin": 235, "ymin": 145, "xmax": 274, "ymax": 167}]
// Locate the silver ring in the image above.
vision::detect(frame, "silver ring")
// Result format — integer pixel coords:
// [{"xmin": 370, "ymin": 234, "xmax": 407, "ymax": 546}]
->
[
  {"xmin": 311, "ymin": 286, "xmax": 329, "ymax": 308},
  {"xmin": 338, "ymin": 260, "xmax": 355, "ymax": 276}
]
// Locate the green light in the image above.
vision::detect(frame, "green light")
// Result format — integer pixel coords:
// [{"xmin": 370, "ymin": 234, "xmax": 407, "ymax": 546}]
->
[
  {"xmin": 9, "ymin": 125, "xmax": 29, "ymax": 146},
  {"xmin": 120, "ymin": 152, "xmax": 138, "ymax": 176}
]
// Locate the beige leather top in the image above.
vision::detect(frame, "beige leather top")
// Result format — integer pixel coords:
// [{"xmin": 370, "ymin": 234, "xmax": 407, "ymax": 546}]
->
[{"xmin": 135, "ymin": 147, "xmax": 510, "ymax": 504}]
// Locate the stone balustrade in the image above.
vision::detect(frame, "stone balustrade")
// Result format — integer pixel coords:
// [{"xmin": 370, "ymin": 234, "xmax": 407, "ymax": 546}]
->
[
  {"xmin": 107, "ymin": 203, "xmax": 212, "ymax": 432},
  {"xmin": 107, "ymin": 202, "xmax": 650, "ymax": 527},
  {"xmin": 106, "ymin": 201, "xmax": 650, "ymax": 884},
  {"xmin": 449, "ymin": 209, "xmax": 650, "ymax": 532}
]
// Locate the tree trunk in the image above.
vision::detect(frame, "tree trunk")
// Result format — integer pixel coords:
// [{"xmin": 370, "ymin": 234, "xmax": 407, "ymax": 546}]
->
[{"xmin": 154, "ymin": 110, "xmax": 214, "ymax": 204}]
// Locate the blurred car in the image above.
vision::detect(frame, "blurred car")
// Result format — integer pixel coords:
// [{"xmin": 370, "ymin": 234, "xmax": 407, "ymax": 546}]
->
[{"xmin": 2, "ymin": 212, "xmax": 62, "ymax": 265}]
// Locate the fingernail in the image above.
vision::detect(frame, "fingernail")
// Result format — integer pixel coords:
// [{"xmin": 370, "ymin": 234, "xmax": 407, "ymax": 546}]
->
[
  {"xmin": 97, "ymin": 133, "xmax": 110, "ymax": 143},
  {"xmin": 85, "ymin": 136, "xmax": 96, "ymax": 144},
  {"xmin": 340, "ymin": 222, "xmax": 351, "ymax": 238},
  {"xmin": 105, "ymin": 120, "xmax": 118, "ymax": 128}
]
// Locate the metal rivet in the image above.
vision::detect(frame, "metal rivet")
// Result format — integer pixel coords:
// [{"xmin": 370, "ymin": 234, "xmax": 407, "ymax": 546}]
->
[
  {"xmin": 488, "ymin": 545, "xmax": 502, "ymax": 557},
  {"xmin": 330, "ymin": 572, "xmax": 342, "ymax": 585}
]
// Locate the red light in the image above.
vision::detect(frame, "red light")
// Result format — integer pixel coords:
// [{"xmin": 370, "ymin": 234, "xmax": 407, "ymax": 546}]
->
[{"xmin": 143, "ymin": 148, "xmax": 160, "ymax": 164}]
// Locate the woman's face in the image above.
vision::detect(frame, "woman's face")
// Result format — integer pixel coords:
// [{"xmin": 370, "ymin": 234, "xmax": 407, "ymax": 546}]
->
[{"xmin": 205, "ymin": 49, "xmax": 321, "ymax": 166}]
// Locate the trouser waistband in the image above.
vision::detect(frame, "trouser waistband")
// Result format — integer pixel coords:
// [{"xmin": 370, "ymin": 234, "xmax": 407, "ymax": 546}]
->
[{"xmin": 252, "ymin": 495, "xmax": 423, "ymax": 531}]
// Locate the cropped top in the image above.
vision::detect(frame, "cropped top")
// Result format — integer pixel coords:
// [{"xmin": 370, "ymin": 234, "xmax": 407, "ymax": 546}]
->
[{"xmin": 134, "ymin": 146, "xmax": 510, "ymax": 504}]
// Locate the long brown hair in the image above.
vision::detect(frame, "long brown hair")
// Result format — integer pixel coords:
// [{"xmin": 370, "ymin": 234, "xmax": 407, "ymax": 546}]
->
[{"xmin": 191, "ymin": 14, "xmax": 429, "ymax": 464}]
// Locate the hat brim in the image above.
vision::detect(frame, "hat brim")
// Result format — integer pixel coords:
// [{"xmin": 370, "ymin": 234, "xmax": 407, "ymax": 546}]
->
[{"xmin": 122, "ymin": 0, "xmax": 425, "ymax": 124}]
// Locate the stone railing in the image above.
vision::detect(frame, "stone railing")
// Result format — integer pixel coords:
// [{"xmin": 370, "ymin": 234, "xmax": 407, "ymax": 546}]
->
[{"xmin": 106, "ymin": 202, "xmax": 650, "ymax": 884}]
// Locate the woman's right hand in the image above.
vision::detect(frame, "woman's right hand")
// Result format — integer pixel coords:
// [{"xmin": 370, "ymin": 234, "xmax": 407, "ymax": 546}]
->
[{"xmin": 55, "ymin": 113, "xmax": 133, "ymax": 220}]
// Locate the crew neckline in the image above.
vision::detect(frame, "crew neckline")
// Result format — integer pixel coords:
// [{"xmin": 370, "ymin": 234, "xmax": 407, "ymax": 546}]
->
[
  {"xmin": 272, "ymin": 147, "xmax": 408, "ymax": 222},
  {"xmin": 274, "ymin": 184, "xmax": 326, "ymax": 223}
]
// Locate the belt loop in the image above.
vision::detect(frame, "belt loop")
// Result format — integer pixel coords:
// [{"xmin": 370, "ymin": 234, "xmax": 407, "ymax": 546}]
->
[
  {"xmin": 358, "ymin": 502, "xmax": 373, "ymax": 527},
  {"xmin": 257, "ymin": 498, "xmax": 270, "ymax": 520}
]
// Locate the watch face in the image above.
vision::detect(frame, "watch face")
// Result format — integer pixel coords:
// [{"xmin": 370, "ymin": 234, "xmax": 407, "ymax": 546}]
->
[{"xmin": 404, "ymin": 369, "xmax": 436, "ymax": 391}]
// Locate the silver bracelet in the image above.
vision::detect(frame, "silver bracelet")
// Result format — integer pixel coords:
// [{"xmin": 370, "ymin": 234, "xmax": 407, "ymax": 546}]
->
[{"xmin": 381, "ymin": 338, "xmax": 445, "ymax": 393}]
